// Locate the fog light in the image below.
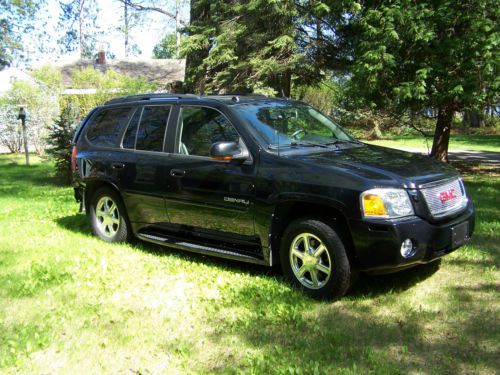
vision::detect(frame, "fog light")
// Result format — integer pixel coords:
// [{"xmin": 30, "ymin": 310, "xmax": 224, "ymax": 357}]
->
[{"xmin": 400, "ymin": 239, "xmax": 416, "ymax": 258}]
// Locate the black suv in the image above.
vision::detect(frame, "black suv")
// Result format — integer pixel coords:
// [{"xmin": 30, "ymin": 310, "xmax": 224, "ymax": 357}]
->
[{"xmin": 72, "ymin": 94, "xmax": 475, "ymax": 298}]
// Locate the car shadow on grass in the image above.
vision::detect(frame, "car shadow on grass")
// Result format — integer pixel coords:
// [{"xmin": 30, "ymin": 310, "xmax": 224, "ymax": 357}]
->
[
  {"xmin": 349, "ymin": 260, "xmax": 442, "ymax": 298},
  {"xmin": 55, "ymin": 213, "xmax": 440, "ymax": 299},
  {"xmin": 56, "ymin": 213, "xmax": 92, "ymax": 236},
  {"xmin": 54, "ymin": 213, "xmax": 280, "ymax": 279}
]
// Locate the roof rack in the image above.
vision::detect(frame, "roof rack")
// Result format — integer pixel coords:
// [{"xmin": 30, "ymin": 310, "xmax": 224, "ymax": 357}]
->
[
  {"xmin": 204, "ymin": 93, "xmax": 267, "ymax": 98},
  {"xmin": 104, "ymin": 93, "xmax": 200, "ymax": 105}
]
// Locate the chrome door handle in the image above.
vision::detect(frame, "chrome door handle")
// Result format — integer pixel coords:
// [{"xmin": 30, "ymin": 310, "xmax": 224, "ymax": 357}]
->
[
  {"xmin": 170, "ymin": 169, "xmax": 186, "ymax": 177},
  {"xmin": 111, "ymin": 163, "xmax": 125, "ymax": 170}
]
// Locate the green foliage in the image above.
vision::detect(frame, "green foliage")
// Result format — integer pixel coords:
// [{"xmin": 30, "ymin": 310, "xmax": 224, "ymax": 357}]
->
[
  {"xmin": 0, "ymin": 0, "xmax": 39, "ymax": 67},
  {"xmin": 45, "ymin": 106, "xmax": 78, "ymax": 184},
  {"xmin": 30, "ymin": 65, "xmax": 63, "ymax": 91},
  {"xmin": 62, "ymin": 67, "xmax": 160, "ymax": 118},
  {"xmin": 153, "ymin": 34, "xmax": 179, "ymax": 59},
  {"xmin": 350, "ymin": 0, "xmax": 499, "ymax": 113},
  {"xmin": 183, "ymin": 0, "xmax": 314, "ymax": 95},
  {"xmin": 0, "ymin": 79, "xmax": 59, "ymax": 154}
]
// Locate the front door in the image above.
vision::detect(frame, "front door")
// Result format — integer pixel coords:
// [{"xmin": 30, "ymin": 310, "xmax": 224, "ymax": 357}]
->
[{"xmin": 164, "ymin": 105, "xmax": 256, "ymax": 237}]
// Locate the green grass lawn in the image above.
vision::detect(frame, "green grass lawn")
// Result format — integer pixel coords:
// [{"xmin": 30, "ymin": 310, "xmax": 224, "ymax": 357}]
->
[
  {"xmin": 1, "ymin": 154, "xmax": 499, "ymax": 374},
  {"xmin": 363, "ymin": 134, "xmax": 500, "ymax": 152}
]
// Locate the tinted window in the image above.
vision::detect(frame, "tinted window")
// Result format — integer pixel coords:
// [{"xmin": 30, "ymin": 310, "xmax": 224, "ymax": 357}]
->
[
  {"xmin": 86, "ymin": 107, "xmax": 132, "ymax": 147},
  {"xmin": 233, "ymin": 102, "xmax": 353, "ymax": 147},
  {"xmin": 135, "ymin": 106, "xmax": 171, "ymax": 152},
  {"xmin": 122, "ymin": 107, "xmax": 142, "ymax": 149},
  {"xmin": 177, "ymin": 107, "xmax": 239, "ymax": 157}
]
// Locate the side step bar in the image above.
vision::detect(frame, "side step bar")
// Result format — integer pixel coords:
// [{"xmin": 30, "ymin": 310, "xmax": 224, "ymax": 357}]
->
[{"xmin": 137, "ymin": 232, "xmax": 265, "ymax": 265}]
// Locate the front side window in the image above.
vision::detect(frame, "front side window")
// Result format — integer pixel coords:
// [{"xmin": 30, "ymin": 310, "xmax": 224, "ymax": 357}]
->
[
  {"xmin": 135, "ymin": 105, "xmax": 171, "ymax": 152},
  {"xmin": 86, "ymin": 107, "xmax": 132, "ymax": 147},
  {"xmin": 177, "ymin": 106, "xmax": 240, "ymax": 157}
]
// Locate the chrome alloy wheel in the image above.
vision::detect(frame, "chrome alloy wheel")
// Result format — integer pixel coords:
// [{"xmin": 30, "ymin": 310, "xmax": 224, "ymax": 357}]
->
[
  {"xmin": 289, "ymin": 232, "xmax": 332, "ymax": 290},
  {"xmin": 95, "ymin": 196, "xmax": 120, "ymax": 238}
]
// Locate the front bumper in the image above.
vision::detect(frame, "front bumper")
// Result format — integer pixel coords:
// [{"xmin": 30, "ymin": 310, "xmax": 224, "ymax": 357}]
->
[{"xmin": 349, "ymin": 200, "xmax": 475, "ymax": 273}]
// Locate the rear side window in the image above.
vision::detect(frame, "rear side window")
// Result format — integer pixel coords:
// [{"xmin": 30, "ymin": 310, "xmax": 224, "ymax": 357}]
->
[
  {"xmin": 121, "ymin": 108, "xmax": 142, "ymax": 149},
  {"xmin": 135, "ymin": 105, "xmax": 171, "ymax": 152},
  {"xmin": 85, "ymin": 107, "xmax": 132, "ymax": 147}
]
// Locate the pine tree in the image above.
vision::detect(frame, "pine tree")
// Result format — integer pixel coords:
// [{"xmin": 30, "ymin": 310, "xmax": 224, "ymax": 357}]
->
[
  {"xmin": 183, "ymin": 0, "xmax": 319, "ymax": 95},
  {"xmin": 46, "ymin": 106, "xmax": 78, "ymax": 184}
]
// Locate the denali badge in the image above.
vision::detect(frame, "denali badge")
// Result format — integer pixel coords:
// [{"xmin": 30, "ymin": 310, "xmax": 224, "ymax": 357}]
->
[
  {"xmin": 224, "ymin": 197, "xmax": 250, "ymax": 205},
  {"xmin": 439, "ymin": 189, "xmax": 457, "ymax": 203}
]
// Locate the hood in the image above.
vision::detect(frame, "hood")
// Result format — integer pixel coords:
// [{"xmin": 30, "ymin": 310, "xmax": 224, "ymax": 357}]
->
[{"xmin": 286, "ymin": 144, "xmax": 458, "ymax": 188}]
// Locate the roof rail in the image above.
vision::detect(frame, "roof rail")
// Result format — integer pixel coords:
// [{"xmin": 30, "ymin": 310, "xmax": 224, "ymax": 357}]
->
[
  {"xmin": 204, "ymin": 93, "xmax": 267, "ymax": 98},
  {"xmin": 104, "ymin": 93, "xmax": 199, "ymax": 105}
]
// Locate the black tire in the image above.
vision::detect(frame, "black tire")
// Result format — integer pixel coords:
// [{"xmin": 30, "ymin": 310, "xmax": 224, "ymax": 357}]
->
[
  {"xmin": 89, "ymin": 187, "xmax": 130, "ymax": 243},
  {"xmin": 280, "ymin": 218, "xmax": 352, "ymax": 299}
]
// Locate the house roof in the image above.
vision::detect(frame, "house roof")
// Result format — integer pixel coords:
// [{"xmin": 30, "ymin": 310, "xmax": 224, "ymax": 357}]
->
[
  {"xmin": 54, "ymin": 58, "xmax": 185, "ymax": 88},
  {"xmin": 0, "ymin": 67, "xmax": 37, "ymax": 94}
]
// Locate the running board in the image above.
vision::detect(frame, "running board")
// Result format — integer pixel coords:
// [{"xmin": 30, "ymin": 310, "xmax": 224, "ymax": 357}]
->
[{"xmin": 137, "ymin": 232, "xmax": 264, "ymax": 264}]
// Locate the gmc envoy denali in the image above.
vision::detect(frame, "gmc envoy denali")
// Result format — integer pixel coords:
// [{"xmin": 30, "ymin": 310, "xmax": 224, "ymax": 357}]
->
[{"xmin": 72, "ymin": 94, "xmax": 475, "ymax": 298}]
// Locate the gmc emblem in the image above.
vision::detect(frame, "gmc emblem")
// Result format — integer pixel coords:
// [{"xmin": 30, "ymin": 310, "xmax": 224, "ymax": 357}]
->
[{"xmin": 439, "ymin": 189, "xmax": 457, "ymax": 203}]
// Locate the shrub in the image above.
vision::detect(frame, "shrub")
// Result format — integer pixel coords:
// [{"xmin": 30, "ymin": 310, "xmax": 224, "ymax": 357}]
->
[{"xmin": 46, "ymin": 106, "xmax": 78, "ymax": 183}]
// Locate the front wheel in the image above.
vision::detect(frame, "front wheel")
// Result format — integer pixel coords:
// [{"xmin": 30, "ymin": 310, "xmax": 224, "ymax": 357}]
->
[
  {"xmin": 280, "ymin": 218, "xmax": 352, "ymax": 299},
  {"xmin": 89, "ymin": 187, "xmax": 130, "ymax": 243}
]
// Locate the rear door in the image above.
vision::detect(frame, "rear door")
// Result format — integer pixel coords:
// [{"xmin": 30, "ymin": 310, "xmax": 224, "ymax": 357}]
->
[
  {"xmin": 115, "ymin": 104, "xmax": 173, "ymax": 224},
  {"xmin": 163, "ymin": 105, "xmax": 256, "ymax": 237}
]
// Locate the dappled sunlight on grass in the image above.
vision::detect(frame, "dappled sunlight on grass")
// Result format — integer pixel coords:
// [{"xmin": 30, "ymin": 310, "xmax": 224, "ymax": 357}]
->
[
  {"xmin": 364, "ymin": 134, "xmax": 500, "ymax": 152},
  {"xmin": 0, "ymin": 154, "xmax": 498, "ymax": 373}
]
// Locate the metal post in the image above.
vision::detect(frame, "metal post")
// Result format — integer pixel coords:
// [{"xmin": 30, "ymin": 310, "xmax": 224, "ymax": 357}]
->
[{"xmin": 18, "ymin": 107, "xmax": 29, "ymax": 166}]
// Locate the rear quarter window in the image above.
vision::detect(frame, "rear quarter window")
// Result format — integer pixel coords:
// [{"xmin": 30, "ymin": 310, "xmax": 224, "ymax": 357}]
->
[{"xmin": 85, "ymin": 107, "xmax": 133, "ymax": 147}]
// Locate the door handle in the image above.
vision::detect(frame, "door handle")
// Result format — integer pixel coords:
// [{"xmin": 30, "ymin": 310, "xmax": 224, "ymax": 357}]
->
[
  {"xmin": 170, "ymin": 169, "xmax": 186, "ymax": 177},
  {"xmin": 111, "ymin": 162, "xmax": 125, "ymax": 170}
]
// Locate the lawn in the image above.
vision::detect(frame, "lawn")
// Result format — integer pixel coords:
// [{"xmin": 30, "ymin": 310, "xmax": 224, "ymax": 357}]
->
[
  {"xmin": 363, "ymin": 134, "xmax": 500, "ymax": 152},
  {"xmin": 0, "ymin": 154, "xmax": 498, "ymax": 374}
]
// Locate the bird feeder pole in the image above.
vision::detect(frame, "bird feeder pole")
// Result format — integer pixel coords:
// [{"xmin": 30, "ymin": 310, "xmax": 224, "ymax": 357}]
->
[{"xmin": 18, "ymin": 106, "xmax": 29, "ymax": 166}]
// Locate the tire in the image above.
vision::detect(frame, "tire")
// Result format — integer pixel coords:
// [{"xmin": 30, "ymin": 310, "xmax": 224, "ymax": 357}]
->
[
  {"xmin": 89, "ymin": 187, "xmax": 130, "ymax": 243},
  {"xmin": 280, "ymin": 218, "xmax": 352, "ymax": 299}
]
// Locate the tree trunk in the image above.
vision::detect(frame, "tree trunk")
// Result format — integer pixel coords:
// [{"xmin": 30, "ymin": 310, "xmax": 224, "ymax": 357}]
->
[
  {"xmin": 175, "ymin": 0, "xmax": 180, "ymax": 58},
  {"xmin": 281, "ymin": 71, "xmax": 291, "ymax": 97},
  {"xmin": 184, "ymin": 0, "xmax": 210, "ymax": 94},
  {"xmin": 124, "ymin": 2, "xmax": 129, "ymax": 57},
  {"xmin": 430, "ymin": 105, "xmax": 454, "ymax": 162}
]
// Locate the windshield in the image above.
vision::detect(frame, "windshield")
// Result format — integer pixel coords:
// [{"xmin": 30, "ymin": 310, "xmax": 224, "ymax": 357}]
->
[{"xmin": 233, "ymin": 101, "xmax": 354, "ymax": 148}]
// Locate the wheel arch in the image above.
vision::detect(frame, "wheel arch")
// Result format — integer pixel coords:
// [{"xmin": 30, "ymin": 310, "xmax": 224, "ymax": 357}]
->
[
  {"xmin": 269, "ymin": 199, "xmax": 356, "ymax": 267},
  {"xmin": 84, "ymin": 179, "xmax": 123, "ymax": 213}
]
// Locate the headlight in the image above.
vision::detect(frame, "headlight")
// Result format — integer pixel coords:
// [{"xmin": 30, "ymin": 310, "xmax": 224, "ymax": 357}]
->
[{"xmin": 361, "ymin": 188, "xmax": 414, "ymax": 218}]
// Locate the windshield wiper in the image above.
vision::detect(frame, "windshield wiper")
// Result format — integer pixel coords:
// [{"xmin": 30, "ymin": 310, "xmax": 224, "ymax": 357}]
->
[
  {"xmin": 290, "ymin": 141, "xmax": 330, "ymax": 148},
  {"xmin": 324, "ymin": 139, "xmax": 362, "ymax": 146},
  {"xmin": 268, "ymin": 141, "xmax": 330, "ymax": 149}
]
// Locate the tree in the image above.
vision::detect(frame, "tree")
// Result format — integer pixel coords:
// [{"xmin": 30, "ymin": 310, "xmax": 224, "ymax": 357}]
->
[
  {"xmin": 1, "ymin": 79, "xmax": 59, "ymax": 155},
  {"xmin": 58, "ymin": 0, "xmax": 105, "ymax": 58},
  {"xmin": 117, "ymin": 0, "xmax": 144, "ymax": 57},
  {"xmin": 153, "ymin": 34, "xmax": 178, "ymax": 59},
  {"xmin": 347, "ymin": 0, "xmax": 499, "ymax": 161},
  {"xmin": 183, "ymin": 0, "xmax": 316, "ymax": 95},
  {"xmin": 0, "ymin": 0, "xmax": 39, "ymax": 68},
  {"xmin": 116, "ymin": 0, "xmax": 187, "ymax": 57},
  {"xmin": 46, "ymin": 105, "xmax": 78, "ymax": 183}
]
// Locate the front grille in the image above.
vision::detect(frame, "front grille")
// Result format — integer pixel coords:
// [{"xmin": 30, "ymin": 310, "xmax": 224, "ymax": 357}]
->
[{"xmin": 420, "ymin": 178, "xmax": 468, "ymax": 218}]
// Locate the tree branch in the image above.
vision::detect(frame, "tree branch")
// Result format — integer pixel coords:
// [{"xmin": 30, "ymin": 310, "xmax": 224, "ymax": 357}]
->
[{"xmin": 116, "ymin": 0, "xmax": 187, "ymax": 26}]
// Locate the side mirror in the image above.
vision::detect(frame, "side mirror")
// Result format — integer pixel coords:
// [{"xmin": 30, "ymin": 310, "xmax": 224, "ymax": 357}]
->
[{"xmin": 209, "ymin": 141, "xmax": 249, "ymax": 162}]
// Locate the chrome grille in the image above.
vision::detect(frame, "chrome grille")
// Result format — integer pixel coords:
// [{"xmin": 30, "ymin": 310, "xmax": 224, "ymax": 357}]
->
[{"xmin": 420, "ymin": 178, "xmax": 467, "ymax": 218}]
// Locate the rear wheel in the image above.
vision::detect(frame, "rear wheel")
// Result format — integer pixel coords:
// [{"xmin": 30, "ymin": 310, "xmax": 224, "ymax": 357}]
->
[
  {"xmin": 89, "ymin": 187, "xmax": 130, "ymax": 242},
  {"xmin": 280, "ymin": 218, "xmax": 352, "ymax": 299}
]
